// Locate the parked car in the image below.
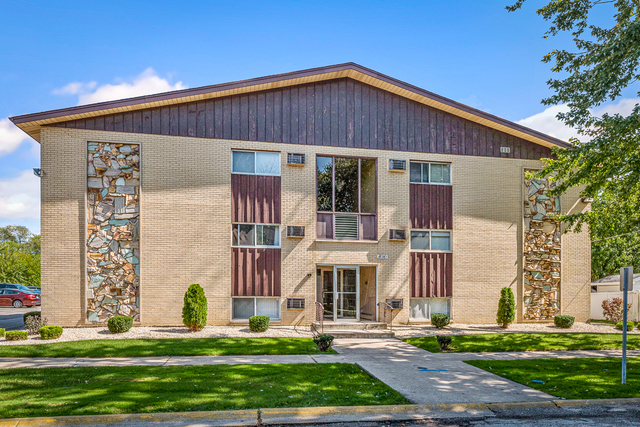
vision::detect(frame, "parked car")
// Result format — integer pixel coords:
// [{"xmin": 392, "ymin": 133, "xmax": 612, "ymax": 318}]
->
[
  {"xmin": 0, "ymin": 289, "xmax": 41, "ymax": 308},
  {"xmin": 0, "ymin": 283, "xmax": 40, "ymax": 294}
]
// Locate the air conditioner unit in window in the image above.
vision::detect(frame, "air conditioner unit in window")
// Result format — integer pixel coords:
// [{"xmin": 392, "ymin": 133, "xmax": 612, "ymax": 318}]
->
[
  {"xmin": 287, "ymin": 153, "xmax": 305, "ymax": 166},
  {"xmin": 389, "ymin": 229, "xmax": 406, "ymax": 241},
  {"xmin": 286, "ymin": 225, "xmax": 305, "ymax": 238},
  {"xmin": 286, "ymin": 298, "xmax": 305, "ymax": 310},
  {"xmin": 389, "ymin": 159, "xmax": 406, "ymax": 172},
  {"xmin": 334, "ymin": 214, "xmax": 359, "ymax": 240},
  {"xmin": 386, "ymin": 298, "xmax": 404, "ymax": 309}
]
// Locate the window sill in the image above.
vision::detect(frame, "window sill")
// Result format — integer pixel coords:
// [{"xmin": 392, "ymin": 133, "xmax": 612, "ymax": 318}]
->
[
  {"xmin": 409, "ymin": 181, "xmax": 452, "ymax": 186},
  {"xmin": 410, "ymin": 250, "xmax": 452, "ymax": 253},
  {"xmin": 315, "ymin": 239, "xmax": 378, "ymax": 244}
]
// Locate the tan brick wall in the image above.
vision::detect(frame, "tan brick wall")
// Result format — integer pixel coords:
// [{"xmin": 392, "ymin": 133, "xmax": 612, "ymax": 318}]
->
[{"xmin": 40, "ymin": 127, "xmax": 591, "ymax": 326}]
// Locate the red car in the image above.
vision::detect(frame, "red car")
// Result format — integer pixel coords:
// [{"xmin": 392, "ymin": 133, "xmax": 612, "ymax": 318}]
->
[{"xmin": 0, "ymin": 289, "xmax": 41, "ymax": 308}]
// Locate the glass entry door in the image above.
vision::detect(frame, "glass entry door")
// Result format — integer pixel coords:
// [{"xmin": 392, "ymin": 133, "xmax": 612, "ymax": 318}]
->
[{"xmin": 335, "ymin": 267, "xmax": 359, "ymax": 320}]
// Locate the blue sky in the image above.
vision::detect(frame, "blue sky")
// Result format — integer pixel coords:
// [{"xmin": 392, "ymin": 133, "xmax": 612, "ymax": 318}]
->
[{"xmin": 0, "ymin": 0, "xmax": 633, "ymax": 234}]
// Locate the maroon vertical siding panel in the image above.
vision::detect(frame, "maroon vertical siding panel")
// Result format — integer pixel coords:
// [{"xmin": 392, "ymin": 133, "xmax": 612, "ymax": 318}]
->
[
  {"xmin": 231, "ymin": 175, "xmax": 281, "ymax": 224},
  {"xmin": 249, "ymin": 93, "xmax": 258, "ymax": 141},
  {"xmin": 410, "ymin": 252, "xmax": 453, "ymax": 298},
  {"xmin": 410, "ymin": 184, "xmax": 452, "ymax": 229},
  {"xmin": 265, "ymin": 91, "xmax": 274, "ymax": 142},
  {"xmin": 232, "ymin": 248, "xmax": 281, "ymax": 296}
]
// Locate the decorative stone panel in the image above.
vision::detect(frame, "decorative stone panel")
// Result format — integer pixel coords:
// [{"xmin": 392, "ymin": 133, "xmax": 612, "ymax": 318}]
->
[
  {"xmin": 523, "ymin": 171, "xmax": 561, "ymax": 321},
  {"xmin": 86, "ymin": 142, "xmax": 140, "ymax": 323}
]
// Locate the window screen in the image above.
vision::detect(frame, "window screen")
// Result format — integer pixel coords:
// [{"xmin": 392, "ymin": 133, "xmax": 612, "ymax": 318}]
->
[
  {"xmin": 431, "ymin": 231, "xmax": 451, "ymax": 251},
  {"xmin": 410, "ymin": 231, "xmax": 430, "ymax": 250},
  {"xmin": 232, "ymin": 298, "xmax": 255, "ymax": 319},
  {"xmin": 256, "ymin": 298, "xmax": 280, "ymax": 319}
]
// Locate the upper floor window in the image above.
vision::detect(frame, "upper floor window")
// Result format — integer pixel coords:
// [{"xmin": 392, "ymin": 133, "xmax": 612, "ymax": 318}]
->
[
  {"xmin": 410, "ymin": 161, "xmax": 451, "ymax": 185},
  {"xmin": 232, "ymin": 150, "xmax": 280, "ymax": 176},
  {"xmin": 317, "ymin": 156, "xmax": 377, "ymax": 213},
  {"xmin": 232, "ymin": 223, "xmax": 280, "ymax": 248},
  {"xmin": 410, "ymin": 230, "xmax": 451, "ymax": 251}
]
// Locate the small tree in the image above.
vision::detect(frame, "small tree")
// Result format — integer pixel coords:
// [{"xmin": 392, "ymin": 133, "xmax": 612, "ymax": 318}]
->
[
  {"xmin": 602, "ymin": 298, "xmax": 631, "ymax": 324},
  {"xmin": 182, "ymin": 284, "xmax": 208, "ymax": 332},
  {"xmin": 497, "ymin": 287, "xmax": 515, "ymax": 328}
]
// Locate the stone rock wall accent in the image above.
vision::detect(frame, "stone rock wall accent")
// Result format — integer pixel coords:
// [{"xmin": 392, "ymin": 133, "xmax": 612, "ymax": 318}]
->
[
  {"xmin": 87, "ymin": 142, "xmax": 140, "ymax": 323},
  {"xmin": 523, "ymin": 172, "xmax": 561, "ymax": 321}
]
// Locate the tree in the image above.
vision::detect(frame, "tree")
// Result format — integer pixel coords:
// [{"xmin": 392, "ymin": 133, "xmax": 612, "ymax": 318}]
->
[
  {"xmin": 508, "ymin": 1, "xmax": 640, "ymax": 276},
  {"xmin": 0, "ymin": 226, "xmax": 40, "ymax": 287},
  {"xmin": 0, "ymin": 225, "xmax": 31, "ymax": 245},
  {"xmin": 497, "ymin": 287, "xmax": 516, "ymax": 328}
]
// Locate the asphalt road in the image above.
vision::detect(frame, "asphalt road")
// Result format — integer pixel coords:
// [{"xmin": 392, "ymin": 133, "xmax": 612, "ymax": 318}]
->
[{"xmin": 0, "ymin": 306, "xmax": 40, "ymax": 331}]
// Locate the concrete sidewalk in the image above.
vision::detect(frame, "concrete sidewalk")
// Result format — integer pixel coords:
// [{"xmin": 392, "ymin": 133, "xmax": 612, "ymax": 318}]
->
[{"xmin": 2, "ymin": 339, "xmax": 637, "ymax": 405}]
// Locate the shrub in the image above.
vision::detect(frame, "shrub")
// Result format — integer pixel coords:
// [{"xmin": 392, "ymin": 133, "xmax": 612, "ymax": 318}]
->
[
  {"xmin": 107, "ymin": 316, "xmax": 133, "ymax": 333},
  {"xmin": 436, "ymin": 335, "xmax": 452, "ymax": 350},
  {"xmin": 39, "ymin": 325, "xmax": 63, "ymax": 340},
  {"xmin": 497, "ymin": 287, "xmax": 516, "ymax": 328},
  {"xmin": 23, "ymin": 311, "xmax": 41, "ymax": 322},
  {"xmin": 602, "ymin": 298, "xmax": 632, "ymax": 324},
  {"xmin": 0, "ymin": 328, "xmax": 4, "ymax": 338},
  {"xmin": 615, "ymin": 321, "xmax": 635, "ymax": 332},
  {"xmin": 249, "ymin": 315, "xmax": 270, "ymax": 332},
  {"xmin": 182, "ymin": 284, "xmax": 208, "ymax": 332},
  {"xmin": 431, "ymin": 313, "xmax": 450, "ymax": 329},
  {"xmin": 6, "ymin": 331, "xmax": 27, "ymax": 341},
  {"xmin": 554, "ymin": 315, "xmax": 575, "ymax": 329},
  {"xmin": 313, "ymin": 334, "xmax": 334, "ymax": 352},
  {"xmin": 24, "ymin": 315, "xmax": 47, "ymax": 335}
]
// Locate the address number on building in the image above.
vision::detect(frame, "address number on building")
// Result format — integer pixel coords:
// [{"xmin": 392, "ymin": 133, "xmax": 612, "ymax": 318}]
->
[{"xmin": 377, "ymin": 254, "xmax": 389, "ymax": 259}]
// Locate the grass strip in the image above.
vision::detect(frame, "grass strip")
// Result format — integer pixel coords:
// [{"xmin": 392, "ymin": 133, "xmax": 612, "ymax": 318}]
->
[
  {"xmin": 0, "ymin": 337, "xmax": 335, "ymax": 358},
  {"xmin": 465, "ymin": 357, "xmax": 640, "ymax": 399},
  {"xmin": 0, "ymin": 363, "xmax": 408, "ymax": 418},
  {"xmin": 404, "ymin": 333, "xmax": 639, "ymax": 353}
]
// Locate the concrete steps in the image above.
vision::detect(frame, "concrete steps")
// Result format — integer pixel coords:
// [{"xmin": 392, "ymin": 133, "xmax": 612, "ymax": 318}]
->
[{"xmin": 325, "ymin": 330, "xmax": 396, "ymax": 338}]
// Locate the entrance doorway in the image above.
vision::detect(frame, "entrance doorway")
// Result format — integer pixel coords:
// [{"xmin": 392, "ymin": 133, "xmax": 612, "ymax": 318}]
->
[{"xmin": 316, "ymin": 265, "xmax": 376, "ymax": 322}]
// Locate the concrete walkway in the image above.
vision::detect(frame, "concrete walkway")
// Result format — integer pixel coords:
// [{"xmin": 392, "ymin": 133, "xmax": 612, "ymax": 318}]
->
[{"xmin": 3, "ymin": 338, "xmax": 638, "ymax": 405}]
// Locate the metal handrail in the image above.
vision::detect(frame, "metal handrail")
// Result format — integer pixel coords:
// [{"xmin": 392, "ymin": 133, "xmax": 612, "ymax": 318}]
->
[
  {"xmin": 383, "ymin": 302, "xmax": 394, "ymax": 333},
  {"xmin": 315, "ymin": 301, "xmax": 324, "ymax": 334}
]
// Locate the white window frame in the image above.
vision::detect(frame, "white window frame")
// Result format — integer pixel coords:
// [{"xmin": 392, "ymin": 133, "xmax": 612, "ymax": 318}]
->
[
  {"xmin": 231, "ymin": 296, "xmax": 281, "ymax": 321},
  {"xmin": 231, "ymin": 223, "xmax": 281, "ymax": 248},
  {"xmin": 410, "ymin": 229, "xmax": 452, "ymax": 253},
  {"xmin": 409, "ymin": 297, "xmax": 452, "ymax": 320},
  {"xmin": 409, "ymin": 161, "xmax": 452, "ymax": 185},
  {"xmin": 232, "ymin": 150, "xmax": 281, "ymax": 176}
]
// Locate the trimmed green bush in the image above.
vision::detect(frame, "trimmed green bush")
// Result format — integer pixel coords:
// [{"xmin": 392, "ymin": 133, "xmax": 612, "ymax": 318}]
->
[
  {"xmin": 0, "ymin": 328, "xmax": 5, "ymax": 338},
  {"xmin": 313, "ymin": 334, "xmax": 335, "ymax": 352},
  {"xmin": 436, "ymin": 335, "xmax": 452, "ymax": 350},
  {"xmin": 6, "ymin": 331, "xmax": 27, "ymax": 341},
  {"xmin": 39, "ymin": 326, "xmax": 63, "ymax": 340},
  {"xmin": 107, "ymin": 316, "xmax": 133, "ymax": 333},
  {"xmin": 615, "ymin": 321, "xmax": 635, "ymax": 332},
  {"xmin": 497, "ymin": 287, "xmax": 516, "ymax": 328},
  {"xmin": 182, "ymin": 284, "xmax": 208, "ymax": 332},
  {"xmin": 554, "ymin": 315, "xmax": 575, "ymax": 329},
  {"xmin": 431, "ymin": 313, "xmax": 450, "ymax": 328},
  {"xmin": 249, "ymin": 315, "xmax": 270, "ymax": 332},
  {"xmin": 23, "ymin": 311, "xmax": 41, "ymax": 322}
]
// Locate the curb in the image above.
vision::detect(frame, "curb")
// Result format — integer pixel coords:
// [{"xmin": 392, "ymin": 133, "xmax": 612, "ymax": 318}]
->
[{"xmin": 1, "ymin": 398, "xmax": 639, "ymax": 426}]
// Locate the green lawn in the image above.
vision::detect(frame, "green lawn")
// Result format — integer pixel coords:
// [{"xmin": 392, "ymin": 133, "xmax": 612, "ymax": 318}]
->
[
  {"xmin": 0, "ymin": 363, "xmax": 408, "ymax": 418},
  {"xmin": 0, "ymin": 338, "xmax": 335, "ymax": 358},
  {"xmin": 404, "ymin": 333, "xmax": 638, "ymax": 353},
  {"xmin": 465, "ymin": 357, "xmax": 640, "ymax": 399}
]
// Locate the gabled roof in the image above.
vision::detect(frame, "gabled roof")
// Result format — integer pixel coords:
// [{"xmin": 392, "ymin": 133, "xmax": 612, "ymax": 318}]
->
[{"xmin": 9, "ymin": 63, "xmax": 570, "ymax": 148}]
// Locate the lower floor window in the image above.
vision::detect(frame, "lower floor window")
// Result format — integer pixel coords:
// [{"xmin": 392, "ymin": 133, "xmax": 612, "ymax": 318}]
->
[
  {"xmin": 410, "ymin": 298, "xmax": 451, "ymax": 319},
  {"xmin": 232, "ymin": 297, "xmax": 280, "ymax": 320}
]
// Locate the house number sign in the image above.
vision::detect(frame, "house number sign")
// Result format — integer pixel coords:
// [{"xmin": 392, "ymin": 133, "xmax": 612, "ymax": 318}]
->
[{"xmin": 377, "ymin": 254, "xmax": 389, "ymax": 259}]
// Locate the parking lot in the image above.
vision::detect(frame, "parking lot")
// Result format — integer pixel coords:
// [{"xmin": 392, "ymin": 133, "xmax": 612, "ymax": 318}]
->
[{"xmin": 0, "ymin": 306, "xmax": 40, "ymax": 331}]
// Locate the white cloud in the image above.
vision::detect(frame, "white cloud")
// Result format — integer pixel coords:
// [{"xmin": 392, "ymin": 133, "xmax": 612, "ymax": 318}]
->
[
  {"xmin": 53, "ymin": 68, "xmax": 187, "ymax": 106},
  {"xmin": 0, "ymin": 170, "xmax": 40, "ymax": 222},
  {"xmin": 517, "ymin": 98, "xmax": 640, "ymax": 142},
  {"xmin": 0, "ymin": 118, "xmax": 30, "ymax": 157}
]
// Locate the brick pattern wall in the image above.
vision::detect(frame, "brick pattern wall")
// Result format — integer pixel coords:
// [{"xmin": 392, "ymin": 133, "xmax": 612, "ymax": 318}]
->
[{"xmin": 40, "ymin": 127, "xmax": 591, "ymax": 326}]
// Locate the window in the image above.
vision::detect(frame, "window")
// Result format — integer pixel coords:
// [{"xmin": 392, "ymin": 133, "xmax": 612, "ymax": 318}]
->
[
  {"xmin": 410, "ymin": 298, "xmax": 451, "ymax": 320},
  {"xmin": 316, "ymin": 156, "xmax": 377, "ymax": 241},
  {"xmin": 410, "ymin": 162, "xmax": 451, "ymax": 184},
  {"xmin": 232, "ymin": 297, "xmax": 280, "ymax": 320},
  {"xmin": 410, "ymin": 230, "xmax": 451, "ymax": 251},
  {"xmin": 232, "ymin": 151, "xmax": 280, "ymax": 175},
  {"xmin": 232, "ymin": 224, "xmax": 280, "ymax": 248}
]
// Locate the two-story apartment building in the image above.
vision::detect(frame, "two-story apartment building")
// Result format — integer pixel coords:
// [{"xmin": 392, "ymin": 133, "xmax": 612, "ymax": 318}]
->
[{"xmin": 10, "ymin": 63, "xmax": 591, "ymax": 327}]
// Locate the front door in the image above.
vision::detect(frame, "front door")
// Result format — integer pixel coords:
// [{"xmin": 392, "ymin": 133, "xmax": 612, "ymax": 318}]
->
[{"xmin": 335, "ymin": 267, "xmax": 359, "ymax": 321}]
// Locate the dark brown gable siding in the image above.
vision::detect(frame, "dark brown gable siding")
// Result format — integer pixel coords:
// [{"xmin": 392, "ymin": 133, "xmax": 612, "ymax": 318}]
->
[
  {"xmin": 54, "ymin": 78, "xmax": 551, "ymax": 160},
  {"xmin": 232, "ymin": 248, "xmax": 281, "ymax": 296},
  {"xmin": 231, "ymin": 175, "xmax": 281, "ymax": 224},
  {"xmin": 410, "ymin": 252, "xmax": 453, "ymax": 298},
  {"xmin": 410, "ymin": 184, "xmax": 453, "ymax": 230}
]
